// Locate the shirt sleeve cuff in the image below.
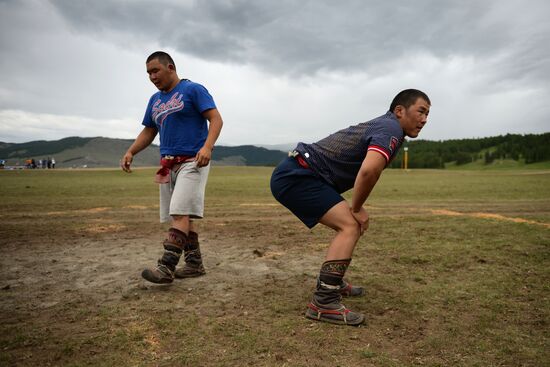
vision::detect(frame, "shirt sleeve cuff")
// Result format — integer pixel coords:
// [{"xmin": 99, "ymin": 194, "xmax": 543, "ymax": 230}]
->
[{"xmin": 367, "ymin": 145, "xmax": 390, "ymax": 163}]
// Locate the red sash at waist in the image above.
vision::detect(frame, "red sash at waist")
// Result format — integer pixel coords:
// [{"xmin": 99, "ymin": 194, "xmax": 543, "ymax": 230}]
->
[{"xmin": 155, "ymin": 155, "xmax": 194, "ymax": 184}]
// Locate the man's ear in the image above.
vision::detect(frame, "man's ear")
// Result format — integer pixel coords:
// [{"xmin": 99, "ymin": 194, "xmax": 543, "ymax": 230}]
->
[{"xmin": 394, "ymin": 105, "xmax": 404, "ymax": 119}]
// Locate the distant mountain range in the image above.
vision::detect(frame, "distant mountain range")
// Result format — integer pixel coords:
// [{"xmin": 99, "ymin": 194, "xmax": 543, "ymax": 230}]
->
[
  {"xmin": 0, "ymin": 137, "xmax": 288, "ymax": 168},
  {"xmin": 2, "ymin": 133, "xmax": 548, "ymax": 169}
]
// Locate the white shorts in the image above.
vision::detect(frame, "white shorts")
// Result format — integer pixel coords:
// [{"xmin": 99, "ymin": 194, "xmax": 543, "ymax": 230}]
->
[{"xmin": 159, "ymin": 161, "xmax": 210, "ymax": 223}]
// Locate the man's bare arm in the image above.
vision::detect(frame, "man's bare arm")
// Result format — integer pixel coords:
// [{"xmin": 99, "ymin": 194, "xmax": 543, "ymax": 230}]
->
[
  {"xmin": 121, "ymin": 126, "xmax": 158, "ymax": 172},
  {"xmin": 350, "ymin": 151, "xmax": 387, "ymax": 233},
  {"xmin": 195, "ymin": 108, "xmax": 223, "ymax": 167},
  {"xmin": 351, "ymin": 151, "xmax": 386, "ymax": 211}
]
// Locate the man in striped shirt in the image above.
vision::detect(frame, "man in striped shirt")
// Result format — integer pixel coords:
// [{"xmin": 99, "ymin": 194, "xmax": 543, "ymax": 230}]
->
[{"xmin": 271, "ymin": 89, "xmax": 431, "ymax": 326}]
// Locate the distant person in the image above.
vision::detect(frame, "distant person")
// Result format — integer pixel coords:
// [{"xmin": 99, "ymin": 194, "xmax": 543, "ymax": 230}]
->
[
  {"xmin": 51, "ymin": 157, "xmax": 56, "ymax": 169},
  {"xmin": 31, "ymin": 158, "xmax": 36, "ymax": 169},
  {"xmin": 121, "ymin": 51, "xmax": 223, "ymax": 284},
  {"xmin": 271, "ymin": 89, "xmax": 431, "ymax": 326}
]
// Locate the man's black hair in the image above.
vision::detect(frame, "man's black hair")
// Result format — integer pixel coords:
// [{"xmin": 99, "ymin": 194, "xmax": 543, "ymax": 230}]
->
[
  {"xmin": 389, "ymin": 89, "xmax": 430, "ymax": 112},
  {"xmin": 146, "ymin": 51, "xmax": 176, "ymax": 70}
]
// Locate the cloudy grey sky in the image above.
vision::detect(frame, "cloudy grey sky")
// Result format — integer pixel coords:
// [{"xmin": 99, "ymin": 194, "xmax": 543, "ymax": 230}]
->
[{"xmin": 1, "ymin": 0, "xmax": 549, "ymax": 145}]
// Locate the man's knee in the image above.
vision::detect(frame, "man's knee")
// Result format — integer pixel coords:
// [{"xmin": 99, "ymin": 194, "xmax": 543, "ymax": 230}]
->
[{"xmin": 340, "ymin": 218, "xmax": 361, "ymax": 239}]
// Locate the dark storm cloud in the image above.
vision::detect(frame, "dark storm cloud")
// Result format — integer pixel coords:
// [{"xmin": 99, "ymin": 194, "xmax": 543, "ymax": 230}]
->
[
  {"xmin": 50, "ymin": 0, "xmax": 549, "ymax": 84},
  {"xmin": 1, "ymin": 0, "xmax": 548, "ymax": 144}
]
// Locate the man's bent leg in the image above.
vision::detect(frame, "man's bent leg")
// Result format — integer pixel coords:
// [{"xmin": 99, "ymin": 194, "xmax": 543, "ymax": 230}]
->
[
  {"xmin": 305, "ymin": 201, "xmax": 365, "ymax": 325},
  {"xmin": 319, "ymin": 201, "xmax": 362, "ymax": 261},
  {"xmin": 319, "ymin": 201, "xmax": 364, "ymax": 296}
]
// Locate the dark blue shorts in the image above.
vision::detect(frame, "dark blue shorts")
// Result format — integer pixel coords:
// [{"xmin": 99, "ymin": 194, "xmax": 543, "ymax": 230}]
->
[{"xmin": 270, "ymin": 157, "xmax": 344, "ymax": 228}]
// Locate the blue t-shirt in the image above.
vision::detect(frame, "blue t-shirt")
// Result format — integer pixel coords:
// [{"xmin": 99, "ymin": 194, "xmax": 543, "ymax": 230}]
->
[
  {"xmin": 295, "ymin": 111, "xmax": 404, "ymax": 193},
  {"xmin": 142, "ymin": 79, "xmax": 217, "ymax": 156}
]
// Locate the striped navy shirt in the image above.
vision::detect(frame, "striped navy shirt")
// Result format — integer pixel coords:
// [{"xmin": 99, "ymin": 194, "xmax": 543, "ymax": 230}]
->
[{"xmin": 295, "ymin": 111, "xmax": 404, "ymax": 193}]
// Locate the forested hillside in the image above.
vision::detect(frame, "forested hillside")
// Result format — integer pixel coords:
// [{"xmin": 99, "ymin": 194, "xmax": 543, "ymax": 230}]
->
[
  {"xmin": 388, "ymin": 133, "xmax": 550, "ymax": 168},
  {"xmin": 1, "ymin": 133, "xmax": 548, "ymax": 168}
]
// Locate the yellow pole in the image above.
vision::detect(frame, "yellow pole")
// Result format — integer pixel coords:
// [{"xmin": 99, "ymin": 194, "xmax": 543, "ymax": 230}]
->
[{"xmin": 404, "ymin": 147, "xmax": 409, "ymax": 170}]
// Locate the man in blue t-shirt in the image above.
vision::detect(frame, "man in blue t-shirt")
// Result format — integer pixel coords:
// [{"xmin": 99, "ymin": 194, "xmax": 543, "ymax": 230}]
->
[
  {"xmin": 271, "ymin": 89, "xmax": 431, "ymax": 326},
  {"xmin": 121, "ymin": 51, "xmax": 223, "ymax": 284}
]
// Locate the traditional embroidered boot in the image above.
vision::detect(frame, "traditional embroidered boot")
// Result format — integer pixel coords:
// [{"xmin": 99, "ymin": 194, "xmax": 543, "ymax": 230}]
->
[
  {"xmin": 339, "ymin": 280, "xmax": 364, "ymax": 297},
  {"xmin": 142, "ymin": 228, "xmax": 187, "ymax": 284},
  {"xmin": 311, "ymin": 279, "xmax": 364, "ymax": 297},
  {"xmin": 174, "ymin": 231, "xmax": 206, "ymax": 278},
  {"xmin": 305, "ymin": 259, "xmax": 365, "ymax": 326}
]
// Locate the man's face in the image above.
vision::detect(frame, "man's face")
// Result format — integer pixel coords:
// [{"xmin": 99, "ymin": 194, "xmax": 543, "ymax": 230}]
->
[
  {"xmin": 395, "ymin": 98, "xmax": 430, "ymax": 138},
  {"xmin": 146, "ymin": 59, "xmax": 174, "ymax": 92}
]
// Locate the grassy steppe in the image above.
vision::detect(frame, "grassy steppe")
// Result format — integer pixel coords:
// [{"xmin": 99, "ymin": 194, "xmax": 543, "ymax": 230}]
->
[{"xmin": 0, "ymin": 167, "xmax": 549, "ymax": 366}]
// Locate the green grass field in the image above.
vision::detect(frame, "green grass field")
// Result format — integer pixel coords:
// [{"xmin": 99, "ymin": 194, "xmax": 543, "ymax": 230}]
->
[
  {"xmin": 444, "ymin": 158, "xmax": 550, "ymax": 170},
  {"xmin": 0, "ymin": 167, "xmax": 549, "ymax": 366}
]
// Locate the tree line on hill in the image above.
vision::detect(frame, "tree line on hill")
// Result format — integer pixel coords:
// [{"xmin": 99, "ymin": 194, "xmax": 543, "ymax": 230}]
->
[
  {"xmin": 1, "ymin": 133, "xmax": 548, "ymax": 168},
  {"xmin": 388, "ymin": 133, "xmax": 550, "ymax": 168}
]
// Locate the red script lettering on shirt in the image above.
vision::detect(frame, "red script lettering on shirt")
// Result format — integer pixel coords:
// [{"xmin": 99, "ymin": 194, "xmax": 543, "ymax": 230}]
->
[{"xmin": 152, "ymin": 93, "xmax": 184, "ymax": 126}]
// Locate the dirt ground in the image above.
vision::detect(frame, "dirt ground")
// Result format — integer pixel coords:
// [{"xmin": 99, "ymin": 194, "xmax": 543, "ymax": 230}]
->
[
  {"xmin": 0, "ymin": 209, "xmax": 319, "ymax": 310},
  {"xmin": 1, "ymin": 203, "xmax": 351, "ymax": 365},
  {"xmin": 1, "ymin": 168, "xmax": 549, "ymax": 366}
]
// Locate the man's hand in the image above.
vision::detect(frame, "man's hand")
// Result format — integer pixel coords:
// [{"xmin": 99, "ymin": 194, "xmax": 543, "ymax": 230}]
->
[
  {"xmin": 351, "ymin": 207, "xmax": 369, "ymax": 235},
  {"xmin": 195, "ymin": 145, "xmax": 212, "ymax": 167},
  {"xmin": 121, "ymin": 152, "xmax": 133, "ymax": 173}
]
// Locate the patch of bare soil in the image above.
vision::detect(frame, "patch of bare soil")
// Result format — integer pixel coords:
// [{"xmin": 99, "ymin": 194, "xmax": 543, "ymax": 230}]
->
[
  {"xmin": 0, "ymin": 223, "xmax": 320, "ymax": 312},
  {"xmin": 431, "ymin": 209, "xmax": 550, "ymax": 228},
  {"xmin": 0, "ymin": 211, "xmax": 334, "ymax": 364},
  {"xmin": 1, "ymin": 204, "xmax": 547, "ymax": 366}
]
